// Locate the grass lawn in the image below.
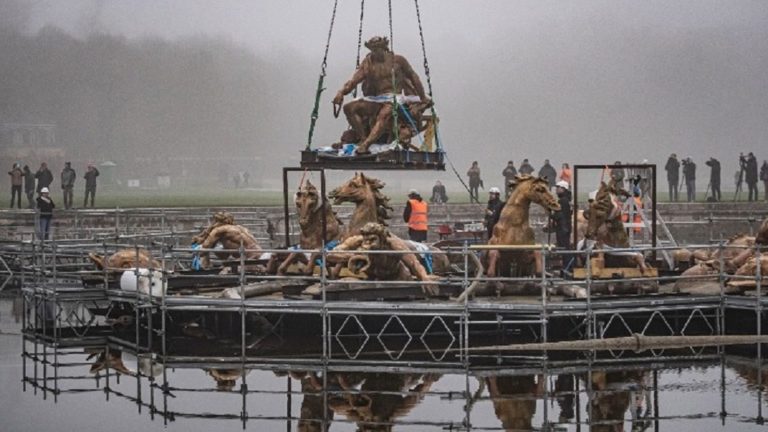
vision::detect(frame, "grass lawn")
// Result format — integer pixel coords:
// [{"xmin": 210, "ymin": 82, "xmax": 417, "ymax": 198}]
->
[{"xmin": 1, "ymin": 188, "xmax": 760, "ymax": 209}]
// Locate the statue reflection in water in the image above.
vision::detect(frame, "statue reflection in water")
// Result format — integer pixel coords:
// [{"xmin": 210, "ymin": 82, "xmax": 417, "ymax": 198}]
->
[
  {"xmin": 587, "ymin": 370, "xmax": 651, "ymax": 432},
  {"xmin": 281, "ymin": 370, "xmax": 440, "ymax": 432}
]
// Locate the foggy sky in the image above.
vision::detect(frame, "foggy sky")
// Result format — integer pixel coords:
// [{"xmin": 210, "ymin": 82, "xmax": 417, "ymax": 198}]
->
[{"xmin": 6, "ymin": 0, "xmax": 768, "ymax": 192}]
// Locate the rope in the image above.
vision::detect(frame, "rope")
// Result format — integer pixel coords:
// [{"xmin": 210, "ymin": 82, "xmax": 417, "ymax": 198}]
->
[
  {"xmin": 352, "ymin": 0, "xmax": 365, "ymax": 98},
  {"xmin": 306, "ymin": 0, "xmax": 339, "ymax": 150},
  {"xmin": 444, "ymin": 152, "xmax": 484, "ymax": 209},
  {"xmin": 413, "ymin": 0, "xmax": 440, "ymax": 150}
]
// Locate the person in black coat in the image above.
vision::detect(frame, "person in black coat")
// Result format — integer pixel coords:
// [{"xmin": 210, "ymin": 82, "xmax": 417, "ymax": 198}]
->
[
  {"xmin": 35, "ymin": 162, "xmax": 53, "ymax": 193},
  {"xmin": 745, "ymin": 152, "xmax": 759, "ymax": 201},
  {"xmin": 705, "ymin": 157, "xmax": 721, "ymax": 201},
  {"xmin": 682, "ymin": 158, "xmax": 696, "ymax": 202},
  {"xmin": 36, "ymin": 187, "xmax": 55, "ymax": 240},
  {"xmin": 664, "ymin": 154, "xmax": 680, "ymax": 201},
  {"xmin": 551, "ymin": 181, "xmax": 573, "ymax": 249},
  {"xmin": 760, "ymin": 160, "xmax": 768, "ymax": 201},
  {"xmin": 23, "ymin": 165, "xmax": 35, "ymax": 208},
  {"xmin": 484, "ymin": 187, "xmax": 504, "ymax": 240},
  {"xmin": 538, "ymin": 159, "xmax": 557, "ymax": 189}
]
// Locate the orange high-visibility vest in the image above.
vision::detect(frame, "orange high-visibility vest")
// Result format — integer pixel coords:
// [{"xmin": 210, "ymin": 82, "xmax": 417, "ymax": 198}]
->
[{"xmin": 407, "ymin": 199, "xmax": 428, "ymax": 231}]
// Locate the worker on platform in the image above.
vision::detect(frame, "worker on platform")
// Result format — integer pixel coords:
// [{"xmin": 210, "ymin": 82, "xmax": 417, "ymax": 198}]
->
[{"xmin": 403, "ymin": 189, "xmax": 428, "ymax": 242}]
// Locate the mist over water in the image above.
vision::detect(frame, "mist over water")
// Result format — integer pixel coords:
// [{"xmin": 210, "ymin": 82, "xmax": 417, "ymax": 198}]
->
[{"xmin": 2, "ymin": 0, "xmax": 767, "ymax": 195}]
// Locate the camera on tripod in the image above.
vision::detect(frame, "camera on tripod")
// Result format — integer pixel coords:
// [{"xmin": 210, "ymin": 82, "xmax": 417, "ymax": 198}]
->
[{"xmin": 739, "ymin": 153, "xmax": 747, "ymax": 168}]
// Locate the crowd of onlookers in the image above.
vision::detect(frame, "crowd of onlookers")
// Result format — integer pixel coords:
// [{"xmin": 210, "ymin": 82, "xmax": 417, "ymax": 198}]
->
[
  {"xmin": 664, "ymin": 153, "xmax": 768, "ymax": 202},
  {"xmin": 7, "ymin": 161, "xmax": 100, "ymax": 210},
  {"xmin": 441, "ymin": 156, "xmax": 768, "ymax": 206}
]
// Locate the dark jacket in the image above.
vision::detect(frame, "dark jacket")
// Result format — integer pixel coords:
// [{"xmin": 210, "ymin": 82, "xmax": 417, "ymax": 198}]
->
[
  {"xmin": 538, "ymin": 163, "xmax": 557, "ymax": 187},
  {"xmin": 35, "ymin": 168, "xmax": 53, "ymax": 192},
  {"xmin": 36, "ymin": 196, "xmax": 55, "ymax": 217},
  {"xmin": 485, "ymin": 197, "xmax": 504, "ymax": 234},
  {"xmin": 683, "ymin": 161, "xmax": 696, "ymax": 181},
  {"xmin": 551, "ymin": 190, "xmax": 572, "ymax": 233},
  {"xmin": 430, "ymin": 184, "xmax": 447, "ymax": 203},
  {"xmin": 705, "ymin": 158, "xmax": 720, "ymax": 185},
  {"xmin": 746, "ymin": 155, "xmax": 758, "ymax": 184},
  {"xmin": 23, "ymin": 167, "xmax": 35, "ymax": 191},
  {"xmin": 61, "ymin": 167, "xmax": 76, "ymax": 188},
  {"xmin": 518, "ymin": 162, "xmax": 534, "ymax": 175},
  {"xmin": 665, "ymin": 157, "xmax": 680, "ymax": 182},
  {"xmin": 761, "ymin": 162, "xmax": 768, "ymax": 182},
  {"xmin": 467, "ymin": 166, "xmax": 481, "ymax": 188},
  {"xmin": 502, "ymin": 164, "xmax": 517, "ymax": 179},
  {"xmin": 84, "ymin": 168, "xmax": 100, "ymax": 189}
]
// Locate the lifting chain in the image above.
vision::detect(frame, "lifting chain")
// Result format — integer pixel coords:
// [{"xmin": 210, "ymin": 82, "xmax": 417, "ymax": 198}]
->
[{"xmin": 306, "ymin": 0, "xmax": 339, "ymax": 149}]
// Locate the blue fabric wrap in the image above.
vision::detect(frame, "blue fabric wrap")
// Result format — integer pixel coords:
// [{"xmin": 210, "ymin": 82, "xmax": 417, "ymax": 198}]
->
[
  {"xmin": 422, "ymin": 252, "xmax": 433, "ymax": 274},
  {"xmin": 191, "ymin": 242, "xmax": 202, "ymax": 271},
  {"xmin": 314, "ymin": 240, "xmax": 340, "ymax": 265}
]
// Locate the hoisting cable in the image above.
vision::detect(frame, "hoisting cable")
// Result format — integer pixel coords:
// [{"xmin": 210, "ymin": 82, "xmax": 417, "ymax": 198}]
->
[
  {"xmin": 445, "ymin": 152, "xmax": 485, "ymax": 209},
  {"xmin": 388, "ymin": 0, "xmax": 400, "ymax": 147},
  {"xmin": 352, "ymin": 0, "xmax": 365, "ymax": 98},
  {"xmin": 306, "ymin": 0, "xmax": 339, "ymax": 150},
  {"xmin": 414, "ymin": 0, "xmax": 441, "ymax": 151}
]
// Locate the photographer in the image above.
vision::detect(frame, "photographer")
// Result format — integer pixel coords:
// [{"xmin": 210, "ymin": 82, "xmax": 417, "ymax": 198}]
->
[
  {"xmin": 745, "ymin": 152, "xmax": 758, "ymax": 201},
  {"xmin": 682, "ymin": 157, "xmax": 696, "ymax": 202},
  {"xmin": 705, "ymin": 157, "xmax": 721, "ymax": 201},
  {"xmin": 664, "ymin": 153, "xmax": 680, "ymax": 201}
]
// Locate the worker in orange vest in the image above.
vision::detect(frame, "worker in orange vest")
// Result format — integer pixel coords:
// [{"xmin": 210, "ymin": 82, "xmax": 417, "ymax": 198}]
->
[{"xmin": 403, "ymin": 189, "xmax": 428, "ymax": 242}]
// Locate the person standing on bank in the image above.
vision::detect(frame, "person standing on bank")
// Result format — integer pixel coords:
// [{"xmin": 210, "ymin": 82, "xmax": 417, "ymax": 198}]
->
[
  {"xmin": 538, "ymin": 159, "xmax": 557, "ymax": 189},
  {"xmin": 558, "ymin": 163, "xmax": 572, "ymax": 188},
  {"xmin": 502, "ymin": 161, "xmax": 517, "ymax": 198},
  {"xmin": 745, "ymin": 152, "xmax": 759, "ymax": 202},
  {"xmin": 60, "ymin": 162, "xmax": 76, "ymax": 209},
  {"xmin": 760, "ymin": 160, "xmax": 768, "ymax": 201},
  {"xmin": 484, "ymin": 187, "xmax": 504, "ymax": 240},
  {"xmin": 23, "ymin": 165, "xmax": 35, "ymax": 208},
  {"xmin": 403, "ymin": 189, "xmax": 428, "ymax": 242},
  {"xmin": 7, "ymin": 163, "xmax": 23, "ymax": 209},
  {"xmin": 682, "ymin": 157, "xmax": 696, "ymax": 202},
  {"xmin": 36, "ymin": 187, "xmax": 55, "ymax": 240},
  {"xmin": 83, "ymin": 164, "xmax": 100, "ymax": 208},
  {"xmin": 35, "ymin": 162, "xmax": 53, "ymax": 193},
  {"xmin": 705, "ymin": 157, "xmax": 721, "ymax": 201},
  {"xmin": 430, "ymin": 180, "xmax": 448, "ymax": 204},
  {"xmin": 518, "ymin": 159, "xmax": 535, "ymax": 176},
  {"xmin": 467, "ymin": 161, "xmax": 482, "ymax": 204},
  {"xmin": 551, "ymin": 180, "xmax": 573, "ymax": 249},
  {"xmin": 664, "ymin": 153, "xmax": 680, "ymax": 202}
]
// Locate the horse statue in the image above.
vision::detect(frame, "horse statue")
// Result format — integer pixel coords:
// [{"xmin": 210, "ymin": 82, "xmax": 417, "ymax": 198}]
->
[
  {"xmin": 329, "ymin": 172, "xmax": 450, "ymax": 275},
  {"xmin": 89, "ymin": 248, "xmax": 160, "ymax": 272},
  {"xmin": 267, "ymin": 180, "xmax": 344, "ymax": 275},
  {"xmin": 486, "ymin": 174, "xmax": 561, "ymax": 277},
  {"xmin": 191, "ymin": 211, "xmax": 262, "ymax": 269},
  {"xmin": 582, "ymin": 181, "xmax": 649, "ymax": 273},
  {"xmin": 675, "ymin": 216, "xmax": 768, "ymax": 295},
  {"xmin": 329, "ymin": 172, "xmax": 392, "ymax": 238}
]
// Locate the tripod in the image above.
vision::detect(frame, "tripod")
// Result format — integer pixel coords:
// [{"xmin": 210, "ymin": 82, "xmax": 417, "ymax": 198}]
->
[{"xmin": 733, "ymin": 166, "xmax": 745, "ymax": 201}]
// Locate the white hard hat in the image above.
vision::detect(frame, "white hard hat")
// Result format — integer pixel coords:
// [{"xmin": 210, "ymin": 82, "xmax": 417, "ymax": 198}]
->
[
  {"xmin": 40, "ymin": 187, "xmax": 49, "ymax": 194},
  {"xmin": 408, "ymin": 189, "xmax": 419, "ymax": 196},
  {"xmin": 489, "ymin": 187, "xmax": 501, "ymax": 194},
  {"xmin": 556, "ymin": 180, "xmax": 570, "ymax": 190},
  {"xmin": 588, "ymin": 190, "xmax": 598, "ymax": 201}
]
